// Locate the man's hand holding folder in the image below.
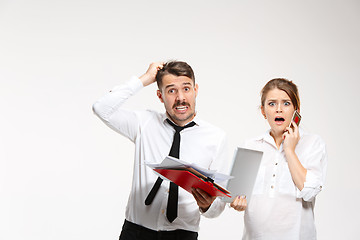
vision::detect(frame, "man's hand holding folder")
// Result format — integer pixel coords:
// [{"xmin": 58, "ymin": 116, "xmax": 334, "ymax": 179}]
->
[{"xmin": 191, "ymin": 187, "xmax": 217, "ymax": 212}]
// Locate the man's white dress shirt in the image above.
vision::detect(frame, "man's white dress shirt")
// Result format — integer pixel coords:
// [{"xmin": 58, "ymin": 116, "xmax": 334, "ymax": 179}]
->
[
  {"xmin": 241, "ymin": 128, "xmax": 327, "ymax": 240},
  {"xmin": 93, "ymin": 76, "xmax": 230, "ymax": 232}
]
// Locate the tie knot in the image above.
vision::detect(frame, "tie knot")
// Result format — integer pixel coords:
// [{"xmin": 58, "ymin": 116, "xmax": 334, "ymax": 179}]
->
[{"xmin": 166, "ymin": 119, "xmax": 196, "ymax": 133}]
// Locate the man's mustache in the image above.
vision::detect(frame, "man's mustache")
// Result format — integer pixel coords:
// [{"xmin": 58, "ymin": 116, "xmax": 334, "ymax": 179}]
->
[{"xmin": 172, "ymin": 101, "xmax": 190, "ymax": 108}]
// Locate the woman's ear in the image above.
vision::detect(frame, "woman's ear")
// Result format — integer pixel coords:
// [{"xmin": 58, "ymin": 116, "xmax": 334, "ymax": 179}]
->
[{"xmin": 261, "ymin": 106, "xmax": 266, "ymax": 119}]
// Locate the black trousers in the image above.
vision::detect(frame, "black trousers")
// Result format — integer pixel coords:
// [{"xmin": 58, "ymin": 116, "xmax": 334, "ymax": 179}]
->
[{"xmin": 119, "ymin": 220, "xmax": 198, "ymax": 240}]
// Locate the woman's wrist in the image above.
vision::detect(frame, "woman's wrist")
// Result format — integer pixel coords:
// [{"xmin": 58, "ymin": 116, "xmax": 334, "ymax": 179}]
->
[{"xmin": 284, "ymin": 148, "xmax": 296, "ymax": 159}]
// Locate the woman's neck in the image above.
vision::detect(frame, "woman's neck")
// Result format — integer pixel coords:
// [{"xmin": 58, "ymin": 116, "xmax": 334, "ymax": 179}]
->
[{"xmin": 270, "ymin": 130, "xmax": 283, "ymax": 149}]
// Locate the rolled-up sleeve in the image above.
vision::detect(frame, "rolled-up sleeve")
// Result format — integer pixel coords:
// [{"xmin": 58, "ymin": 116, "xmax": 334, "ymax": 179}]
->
[
  {"xmin": 92, "ymin": 76, "xmax": 144, "ymax": 142},
  {"xmin": 297, "ymin": 136, "xmax": 328, "ymax": 202}
]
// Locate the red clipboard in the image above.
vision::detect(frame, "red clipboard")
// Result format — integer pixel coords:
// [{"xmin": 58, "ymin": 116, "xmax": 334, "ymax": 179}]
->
[{"xmin": 154, "ymin": 167, "xmax": 231, "ymax": 198}]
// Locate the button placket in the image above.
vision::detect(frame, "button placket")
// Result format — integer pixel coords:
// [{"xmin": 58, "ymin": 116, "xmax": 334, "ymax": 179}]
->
[
  {"xmin": 157, "ymin": 189, "xmax": 169, "ymax": 228},
  {"xmin": 269, "ymin": 152, "xmax": 280, "ymax": 197}
]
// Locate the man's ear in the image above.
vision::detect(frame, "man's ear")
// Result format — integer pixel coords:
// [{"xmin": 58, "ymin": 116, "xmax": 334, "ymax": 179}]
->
[
  {"xmin": 157, "ymin": 90, "xmax": 164, "ymax": 103},
  {"xmin": 194, "ymin": 83, "xmax": 199, "ymax": 97}
]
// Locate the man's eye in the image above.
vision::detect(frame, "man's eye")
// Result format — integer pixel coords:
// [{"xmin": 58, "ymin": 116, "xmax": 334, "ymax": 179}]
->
[
  {"xmin": 168, "ymin": 89, "xmax": 175, "ymax": 94},
  {"xmin": 184, "ymin": 87, "xmax": 190, "ymax": 91}
]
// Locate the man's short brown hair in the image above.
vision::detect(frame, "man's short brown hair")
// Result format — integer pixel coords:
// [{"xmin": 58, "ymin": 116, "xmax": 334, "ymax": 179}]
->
[{"xmin": 155, "ymin": 61, "xmax": 195, "ymax": 89}]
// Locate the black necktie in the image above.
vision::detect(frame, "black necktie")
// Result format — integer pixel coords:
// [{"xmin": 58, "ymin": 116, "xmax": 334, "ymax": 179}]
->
[{"xmin": 144, "ymin": 119, "xmax": 196, "ymax": 223}]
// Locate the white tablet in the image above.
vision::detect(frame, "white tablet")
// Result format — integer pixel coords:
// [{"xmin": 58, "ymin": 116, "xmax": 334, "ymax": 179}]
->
[{"xmin": 221, "ymin": 147, "xmax": 263, "ymax": 203}]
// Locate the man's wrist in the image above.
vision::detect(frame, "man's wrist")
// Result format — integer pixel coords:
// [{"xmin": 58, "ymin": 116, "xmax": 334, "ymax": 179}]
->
[
  {"xmin": 139, "ymin": 73, "xmax": 153, "ymax": 87},
  {"xmin": 200, "ymin": 205, "xmax": 210, "ymax": 213}
]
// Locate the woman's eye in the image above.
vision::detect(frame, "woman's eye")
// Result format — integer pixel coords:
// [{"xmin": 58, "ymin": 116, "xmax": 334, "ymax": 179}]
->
[
  {"xmin": 269, "ymin": 102, "xmax": 275, "ymax": 106},
  {"xmin": 284, "ymin": 102, "xmax": 291, "ymax": 106}
]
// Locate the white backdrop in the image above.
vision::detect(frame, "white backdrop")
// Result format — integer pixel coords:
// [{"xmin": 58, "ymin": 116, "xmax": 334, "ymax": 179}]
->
[{"xmin": 1, "ymin": 0, "xmax": 359, "ymax": 239}]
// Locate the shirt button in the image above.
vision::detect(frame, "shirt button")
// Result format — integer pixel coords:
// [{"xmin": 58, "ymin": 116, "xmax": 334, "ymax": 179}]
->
[
  {"xmin": 271, "ymin": 185, "xmax": 274, "ymax": 189},
  {"xmin": 275, "ymin": 163, "xmax": 278, "ymax": 165},
  {"xmin": 161, "ymin": 209, "xmax": 165, "ymax": 214},
  {"xmin": 273, "ymin": 174, "xmax": 276, "ymax": 177}
]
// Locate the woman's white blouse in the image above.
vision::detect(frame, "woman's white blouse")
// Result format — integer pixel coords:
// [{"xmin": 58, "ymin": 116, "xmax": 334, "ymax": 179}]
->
[{"xmin": 241, "ymin": 128, "xmax": 327, "ymax": 240}]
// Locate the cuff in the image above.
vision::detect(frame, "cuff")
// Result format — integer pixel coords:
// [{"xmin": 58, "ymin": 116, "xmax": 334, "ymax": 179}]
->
[
  {"xmin": 200, "ymin": 198, "xmax": 226, "ymax": 218},
  {"xmin": 296, "ymin": 171, "xmax": 323, "ymax": 202},
  {"xmin": 112, "ymin": 76, "xmax": 144, "ymax": 93}
]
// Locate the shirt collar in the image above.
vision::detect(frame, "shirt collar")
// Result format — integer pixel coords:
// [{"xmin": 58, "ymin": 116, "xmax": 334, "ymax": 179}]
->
[
  {"xmin": 161, "ymin": 112, "xmax": 200, "ymax": 127},
  {"xmin": 254, "ymin": 127, "xmax": 305, "ymax": 149}
]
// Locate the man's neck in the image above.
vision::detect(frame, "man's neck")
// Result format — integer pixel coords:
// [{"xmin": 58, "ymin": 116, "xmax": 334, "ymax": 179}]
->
[{"xmin": 166, "ymin": 113, "xmax": 196, "ymax": 127}]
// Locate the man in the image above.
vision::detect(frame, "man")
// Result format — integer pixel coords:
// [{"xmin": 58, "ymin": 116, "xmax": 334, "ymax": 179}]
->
[{"xmin": 93, "ymin": 61, "xmax": 230, "ymax": 240}]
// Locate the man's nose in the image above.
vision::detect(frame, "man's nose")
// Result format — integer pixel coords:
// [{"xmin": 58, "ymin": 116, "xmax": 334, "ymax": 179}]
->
[{"xmin": 176, "ymin": 90, "xmax": 185, "ymax": 101}]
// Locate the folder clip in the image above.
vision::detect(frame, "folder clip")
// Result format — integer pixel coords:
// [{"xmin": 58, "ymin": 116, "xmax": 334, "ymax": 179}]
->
[{"xmin": 206, "ymin": 177, "xmax": 214, "ymax": 183}]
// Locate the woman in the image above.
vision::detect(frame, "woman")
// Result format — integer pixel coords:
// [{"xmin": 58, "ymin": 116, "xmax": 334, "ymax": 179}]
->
[{"xmin": 231, "ymin": 78, "xmax": 327, "ymax": 240}]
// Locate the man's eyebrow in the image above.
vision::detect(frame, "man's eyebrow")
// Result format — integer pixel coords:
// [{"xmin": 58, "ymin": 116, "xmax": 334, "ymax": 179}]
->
[
  {"xmin": 164, "ymin": 84, "xmax": 175, "ymax": 90},
  {"xmin": 164, "ymin": 82, "xmax": 192, "ymax": 89}
]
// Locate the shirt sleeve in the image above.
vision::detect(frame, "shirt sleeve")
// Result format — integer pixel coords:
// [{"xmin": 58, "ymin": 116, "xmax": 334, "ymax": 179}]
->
[
  {"xmin": 296, "ymin": 136, "xmax": 328, "ymax": 202},
  {"xmin": 201, "ymin": 133, "xmax": 230, "ymax": 218},
  {"xmin": 92, "ymin": 76, "xmax": 144, "ymax": 142}
]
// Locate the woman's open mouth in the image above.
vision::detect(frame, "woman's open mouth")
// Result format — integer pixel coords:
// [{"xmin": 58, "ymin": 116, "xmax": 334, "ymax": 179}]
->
[{"xmin": 275, "ymin": 117, "xmax": 285, "ymax": 125}]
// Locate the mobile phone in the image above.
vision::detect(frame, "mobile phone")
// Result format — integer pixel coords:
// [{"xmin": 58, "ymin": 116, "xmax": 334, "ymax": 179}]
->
[{"xmin": 289, "ymin": 111, "xmax": 301, "ymax": 128}]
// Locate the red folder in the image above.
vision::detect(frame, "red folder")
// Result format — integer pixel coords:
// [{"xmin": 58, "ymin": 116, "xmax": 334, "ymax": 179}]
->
[{"xmin": 154, "ymin": 167, "xmax": 231, "ymax": 198}]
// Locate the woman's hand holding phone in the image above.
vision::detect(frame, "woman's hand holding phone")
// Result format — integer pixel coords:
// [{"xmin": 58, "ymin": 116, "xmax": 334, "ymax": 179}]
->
[{"xmin": 283, "ymin": 121, "xmax": 300, "ymax": 153}]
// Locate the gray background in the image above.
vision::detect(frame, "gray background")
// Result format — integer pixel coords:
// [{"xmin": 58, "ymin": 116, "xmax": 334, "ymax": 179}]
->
[{"xmin": 1, "ymin": 0, "xmax": 359, "ymax": 239}]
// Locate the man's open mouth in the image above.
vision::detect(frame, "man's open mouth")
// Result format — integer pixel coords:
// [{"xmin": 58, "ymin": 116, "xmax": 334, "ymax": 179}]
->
[
  {"xmin": 173, "ymin": 101, "xmax": 190, "ymax": 110},
  {"xmin": 175, "ymin": 106, "xmax": 188, "ymax": 111}
]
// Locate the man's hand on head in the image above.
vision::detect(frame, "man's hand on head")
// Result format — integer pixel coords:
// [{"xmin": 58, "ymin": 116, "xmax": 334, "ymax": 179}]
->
[
  {"xmin": 140, "ymin": 62, "xmax": 164, "ymax": 87},
  {"xmin": 191, "ymin": 188, "xmax": 216, "ymax": 213}
]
